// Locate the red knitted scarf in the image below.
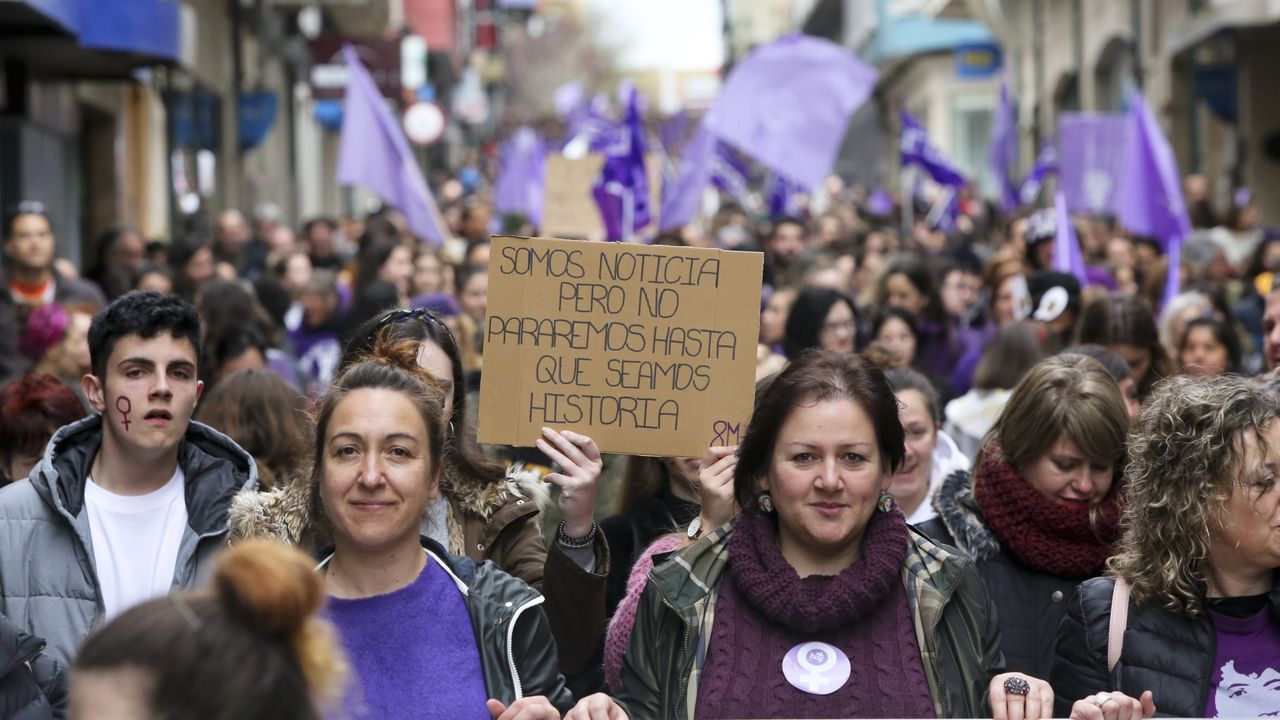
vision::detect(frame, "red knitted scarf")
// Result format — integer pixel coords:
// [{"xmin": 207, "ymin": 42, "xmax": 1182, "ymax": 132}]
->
[{"xmin": 972, "ymin": 444, "xmax": 1120, "ymax": 578}]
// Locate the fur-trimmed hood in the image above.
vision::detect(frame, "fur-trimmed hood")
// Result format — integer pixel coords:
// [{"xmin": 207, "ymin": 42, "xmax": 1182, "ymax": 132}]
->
[
  {"xmin": 227, "ymin": 459, "xmax": 549, "ymax": 551},
  {"xmin": 931, "ymin": 469, "xmax": 1001, "ymax": 561}
]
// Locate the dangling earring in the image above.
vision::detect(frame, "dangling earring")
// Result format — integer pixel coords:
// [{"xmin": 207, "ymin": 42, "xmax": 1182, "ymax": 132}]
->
[
  {"xmin": 757, "ymin": 491, "xmax": 775, "ymax": 514},
  {"xmin": 877, "ymin": 490, "xmax": 895, "ymax": 513}
]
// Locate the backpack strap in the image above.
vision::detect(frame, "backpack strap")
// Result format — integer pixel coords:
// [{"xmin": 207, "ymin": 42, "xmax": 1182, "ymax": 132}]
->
[{"xmin": 1107, "ymin": 576, "xmax": 1131, "ymax": 672}]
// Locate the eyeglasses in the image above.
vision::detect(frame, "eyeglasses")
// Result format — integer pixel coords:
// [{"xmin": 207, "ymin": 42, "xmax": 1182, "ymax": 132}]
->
[
  {"xmin": 820, "ymin": 319, "xmax": 856, "ymax": 334},
  {"xmin": 377, "ymin": 307, "xmax": 457, "ymax": 346}
]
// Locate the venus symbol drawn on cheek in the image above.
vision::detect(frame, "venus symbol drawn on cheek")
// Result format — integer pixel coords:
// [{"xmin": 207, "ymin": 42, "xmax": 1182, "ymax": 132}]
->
[{"xmin": 115, "ymin": 396, "xmax": 132, "ymax": 431}]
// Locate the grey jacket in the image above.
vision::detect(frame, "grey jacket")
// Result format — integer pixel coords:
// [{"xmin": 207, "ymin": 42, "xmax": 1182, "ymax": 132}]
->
[{"xmin": 0, "ymin": 415, "xmax": 257, "ymax": 665}]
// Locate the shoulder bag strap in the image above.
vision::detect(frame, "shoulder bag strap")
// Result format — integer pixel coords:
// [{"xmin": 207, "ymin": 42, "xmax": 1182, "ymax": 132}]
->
[{"xmin": 1107, "ymin": 576, "xmax": 1131, "ymax": 672}]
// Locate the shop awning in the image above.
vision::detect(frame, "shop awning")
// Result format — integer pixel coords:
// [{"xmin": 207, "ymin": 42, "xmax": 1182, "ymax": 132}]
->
[{"xmin": 0, "ymin": 0, "xmax": 182, "ymax": 78}]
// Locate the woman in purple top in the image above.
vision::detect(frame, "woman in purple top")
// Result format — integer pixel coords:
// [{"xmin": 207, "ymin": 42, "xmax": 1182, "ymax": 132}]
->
[
  {"xmin": 309, "ymin": 330, "xmax": 573, "ymax": 720},
  {"xmin": 874, "ymin": 255, "xmax": 968, "ymax": 387},
  {"xmin": 1052, "ymin": 375, "xmax": 1280, "ymax": 719}
]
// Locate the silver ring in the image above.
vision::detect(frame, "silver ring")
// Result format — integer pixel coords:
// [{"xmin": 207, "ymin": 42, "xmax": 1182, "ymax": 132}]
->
[{"xmin": 1003, "ymin": 676, "xmax": 1031, "ymax": 696}]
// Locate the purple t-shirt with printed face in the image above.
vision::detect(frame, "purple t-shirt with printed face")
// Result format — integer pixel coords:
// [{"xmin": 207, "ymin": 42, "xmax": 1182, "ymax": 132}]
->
[
  {"xmin": 327, "ymin": 558, "xmax": 490, "ymax": 720},
  {"xmin": 1206, "ymin": 607, "xmax": 1280, "ymax": 717}
]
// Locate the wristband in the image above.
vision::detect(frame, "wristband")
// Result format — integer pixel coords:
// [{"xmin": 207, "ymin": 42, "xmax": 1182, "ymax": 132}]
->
[{"xmin": 557, "ymin": 520, "xmax": 598, "ymax": 548}]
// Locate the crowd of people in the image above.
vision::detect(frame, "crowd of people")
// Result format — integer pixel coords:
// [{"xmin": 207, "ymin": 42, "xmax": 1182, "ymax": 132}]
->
[{"xmin": 1, "ymin": 169, "xmax": 1279, "ymax": 720}]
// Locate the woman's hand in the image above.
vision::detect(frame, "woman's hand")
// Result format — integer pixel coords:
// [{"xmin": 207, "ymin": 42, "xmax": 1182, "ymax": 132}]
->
[
  {"xmin": 697, "ymin": 445, "xmax": 739, "ymax": 531},
  {"xmin": 564, "ymin": 693, "xmax": 629, "ymax": 720},
  {"xmin": 988, "ymin": 672, "xmax": 1053, "ymax": 720},
  {"xmin": 537, "ymin": 428, "xmax": 603, "ymax": 538},
  {"xmin": 487, "ymin": 696, "xmax": 560, "ymax": 720},
  {"xmin": 1069, "ymin": 690, "xmax": 1156, "ymax": 720}
]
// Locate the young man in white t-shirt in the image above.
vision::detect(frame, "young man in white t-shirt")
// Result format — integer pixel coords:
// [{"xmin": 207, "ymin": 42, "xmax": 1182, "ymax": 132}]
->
[{"xmin": 0, "ymin": 291, "xmax": 258, "ymax": 663}]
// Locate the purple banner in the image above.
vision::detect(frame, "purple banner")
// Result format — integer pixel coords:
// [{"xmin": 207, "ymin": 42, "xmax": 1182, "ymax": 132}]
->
[{"xmin": 1057, "ymin": 113, "xmax": 1127, "ymax": 214}]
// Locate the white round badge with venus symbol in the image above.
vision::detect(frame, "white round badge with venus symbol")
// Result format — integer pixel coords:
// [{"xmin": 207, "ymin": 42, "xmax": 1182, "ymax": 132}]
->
[{"xmin": 782, "ymin": 641, "xmax": 851, "ymax": 695}]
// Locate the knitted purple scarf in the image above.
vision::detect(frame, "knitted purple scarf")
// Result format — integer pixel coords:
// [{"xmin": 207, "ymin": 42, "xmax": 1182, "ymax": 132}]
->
[{"xmin": 728, "ymin": 505, "xmax": 909, "ymax": 634}]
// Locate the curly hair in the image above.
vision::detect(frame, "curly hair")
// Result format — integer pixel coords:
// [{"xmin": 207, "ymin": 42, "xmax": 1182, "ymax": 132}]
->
[{"xmin": 1108, "ymin": 375, "xmax": 1280, "ymax": 616}]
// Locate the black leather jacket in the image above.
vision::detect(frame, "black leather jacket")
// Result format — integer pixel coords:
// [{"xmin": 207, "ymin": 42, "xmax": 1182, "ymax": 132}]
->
[{"xmin": 1050, "ymin": 576, "xmax": 1280, "ymax": 717}]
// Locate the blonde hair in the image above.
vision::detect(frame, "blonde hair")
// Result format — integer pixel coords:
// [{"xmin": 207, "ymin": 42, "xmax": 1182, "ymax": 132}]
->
[
  {"xmin": 1108, "ymin": 375, "xmax": 1279, "ymax": 616},
  {"xmin": 75, "ymin": 539, "xmax": 347, "ymax": 719}
]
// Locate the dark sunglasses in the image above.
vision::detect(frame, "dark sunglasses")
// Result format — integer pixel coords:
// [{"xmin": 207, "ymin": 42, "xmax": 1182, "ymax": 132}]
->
[{"xmin": 377, "ymin": 307, "xmax": 457, "ymax": 346}]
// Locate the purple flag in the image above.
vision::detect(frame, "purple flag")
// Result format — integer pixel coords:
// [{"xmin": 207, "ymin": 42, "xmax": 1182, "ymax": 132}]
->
[
  {"xmin": 1115, "ymin": 90, "xmax": 1191, "ymax": 305},
  {"xmin": 659, "ymin": 116, "xmax": 756, "ymax": 231},
  {"xmin": 924, "ymin": 186, "xmax": 959, "ymax": 231},
  {"xmin": 336, "ymin": 45, "xmax": 445, "ymax": 245},
  {"xmin": 659, "ymin": 109, "xmax": 690, "ymax": 155},
  {"xmin": 706, "ymin": 34, "xmax": 876, "ymax": 190},
  {"xmin": 1057, "ymin": 113, "xmax": 1127, "ymax": 214},
  {"xmin": 1019, "ymin": 144, "xmax": 1058, "ymax": 204},
  {"xmin": 710, "ymin": 142, "xmax": 751, "ymax": 203},
  {"xmin": 593, "ymin": 84, "xmax": 650, "ymax": 241},
  {"xmin": 553, "ymin": 81, "xmax": 584, "ymax": 118},
  {"xmin": 493, "ymin": 126, "xmax": 547, "ymax": 228},
  {"xmin": 1052, "ymin": 190, "xmax": 1088, "ymax": 285},
  {"xmin": 659, "ymin": 119, "xmax": 714, "ymax": 231},
  {"xmin": 564, "ymin": 94, "xmax": 620, "ymax": 155},
  {"xmin": 769, "ymin": 174, "xmax": 802, "ymax": 219},
  {"xmin": 900, "ymin": 111, "xmax": 967, "ymax": 187},
  {"xmin": 990, "ymin": 82, "xmax": 1019, "ymax": 212}
]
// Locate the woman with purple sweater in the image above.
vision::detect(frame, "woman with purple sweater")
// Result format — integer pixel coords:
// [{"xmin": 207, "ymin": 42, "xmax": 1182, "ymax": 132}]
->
[
  {"xmin": 306, "ymin": 331, "xmax": 573, "ymax": 719},
  {"xmin": 569, "ymin": 351, "xmax": 1053, "ymax": 720}
]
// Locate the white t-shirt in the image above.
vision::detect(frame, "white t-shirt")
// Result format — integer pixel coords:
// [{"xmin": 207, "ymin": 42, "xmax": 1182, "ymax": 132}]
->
[{"xmin": 84, "ymin": 467, "xmax": 188, "ymax": 619}]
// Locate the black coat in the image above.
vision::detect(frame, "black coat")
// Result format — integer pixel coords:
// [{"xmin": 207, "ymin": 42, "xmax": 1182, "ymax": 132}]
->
[
  {"xmin": 599, "ymin": 490, "xmax": 698, "ymax": 619},
  {"xmin": 1050, "ymin": 576, "xmax": 1279, "ymax": 717},
  {"xmin": 919, "ymin": 470, "xmax": 1093, "ymax": 681},
  {"xmin": 0, "ymin": 614, "xmax": 65, "ymax": 720}
]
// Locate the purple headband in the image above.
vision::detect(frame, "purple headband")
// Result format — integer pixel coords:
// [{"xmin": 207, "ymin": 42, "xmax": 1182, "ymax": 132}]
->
[{"xmin": 19, "ymin": 303, "xmax": 70, "ymax": 360}]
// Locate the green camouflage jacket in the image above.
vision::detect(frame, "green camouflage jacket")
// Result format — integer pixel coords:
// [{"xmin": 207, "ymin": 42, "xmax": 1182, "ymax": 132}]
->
[{"xmin": 613, "ymin": 522, "xmax": 1005, "ymax": 719}]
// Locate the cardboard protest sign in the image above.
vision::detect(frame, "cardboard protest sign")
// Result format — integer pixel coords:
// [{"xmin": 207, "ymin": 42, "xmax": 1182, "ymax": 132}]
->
[
  {"xmin": 478, "ymin": 235, "xmax": 763, "ymax": 457},
  {"xmin": 541, "ymin": 156, "xmax": 663, "ymax": 239}
]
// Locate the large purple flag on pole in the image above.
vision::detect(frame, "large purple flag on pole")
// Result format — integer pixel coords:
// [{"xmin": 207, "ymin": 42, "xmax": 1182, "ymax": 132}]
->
[
  {"xmin": 1115, "ymin": 90, "xmax": 1191, "ymax": 305},
  {"xmin": 593, "ymin": 83, "xmax": 650, "ymax": 241},
  {"xmin": 900, "ymin": 111, "xmax": 967, "ymax": 187},
  {"xmin": 706, "ymin": 34, "xmax": 876, "ymax": 190},
  {"xmin": 336, "ymin": 45, "xmax": 445, "ymax": 246},
  {"xmin": 1052, "ymin": 190, "xmax": 1088, "ymax": 285},
  {"xmin": 493, "ymin": 127, "xmax": 547, "ymax": 228},
  {"xmin": 990, "ymin": 82, "xmax": 1019, "ymax": 212}
]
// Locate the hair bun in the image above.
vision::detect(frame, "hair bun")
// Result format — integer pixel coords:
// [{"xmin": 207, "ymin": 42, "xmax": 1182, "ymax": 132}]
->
[
  {"xmin": 214, "ymin": 539, "xmax": 324, "ymax": 639},
  {"xmin": 358, "ymin": 324, "xmax": 447, "ymax": 398}
]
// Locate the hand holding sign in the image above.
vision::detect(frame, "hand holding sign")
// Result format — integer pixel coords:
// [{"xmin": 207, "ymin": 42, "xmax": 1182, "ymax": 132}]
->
[
  {"xmin": 536, "ymin": 427, "xmax": 603, "ymax": 539},
  {"xmin": 697, "ymin": 445, "xmax": 738, "ymax": 533}
]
